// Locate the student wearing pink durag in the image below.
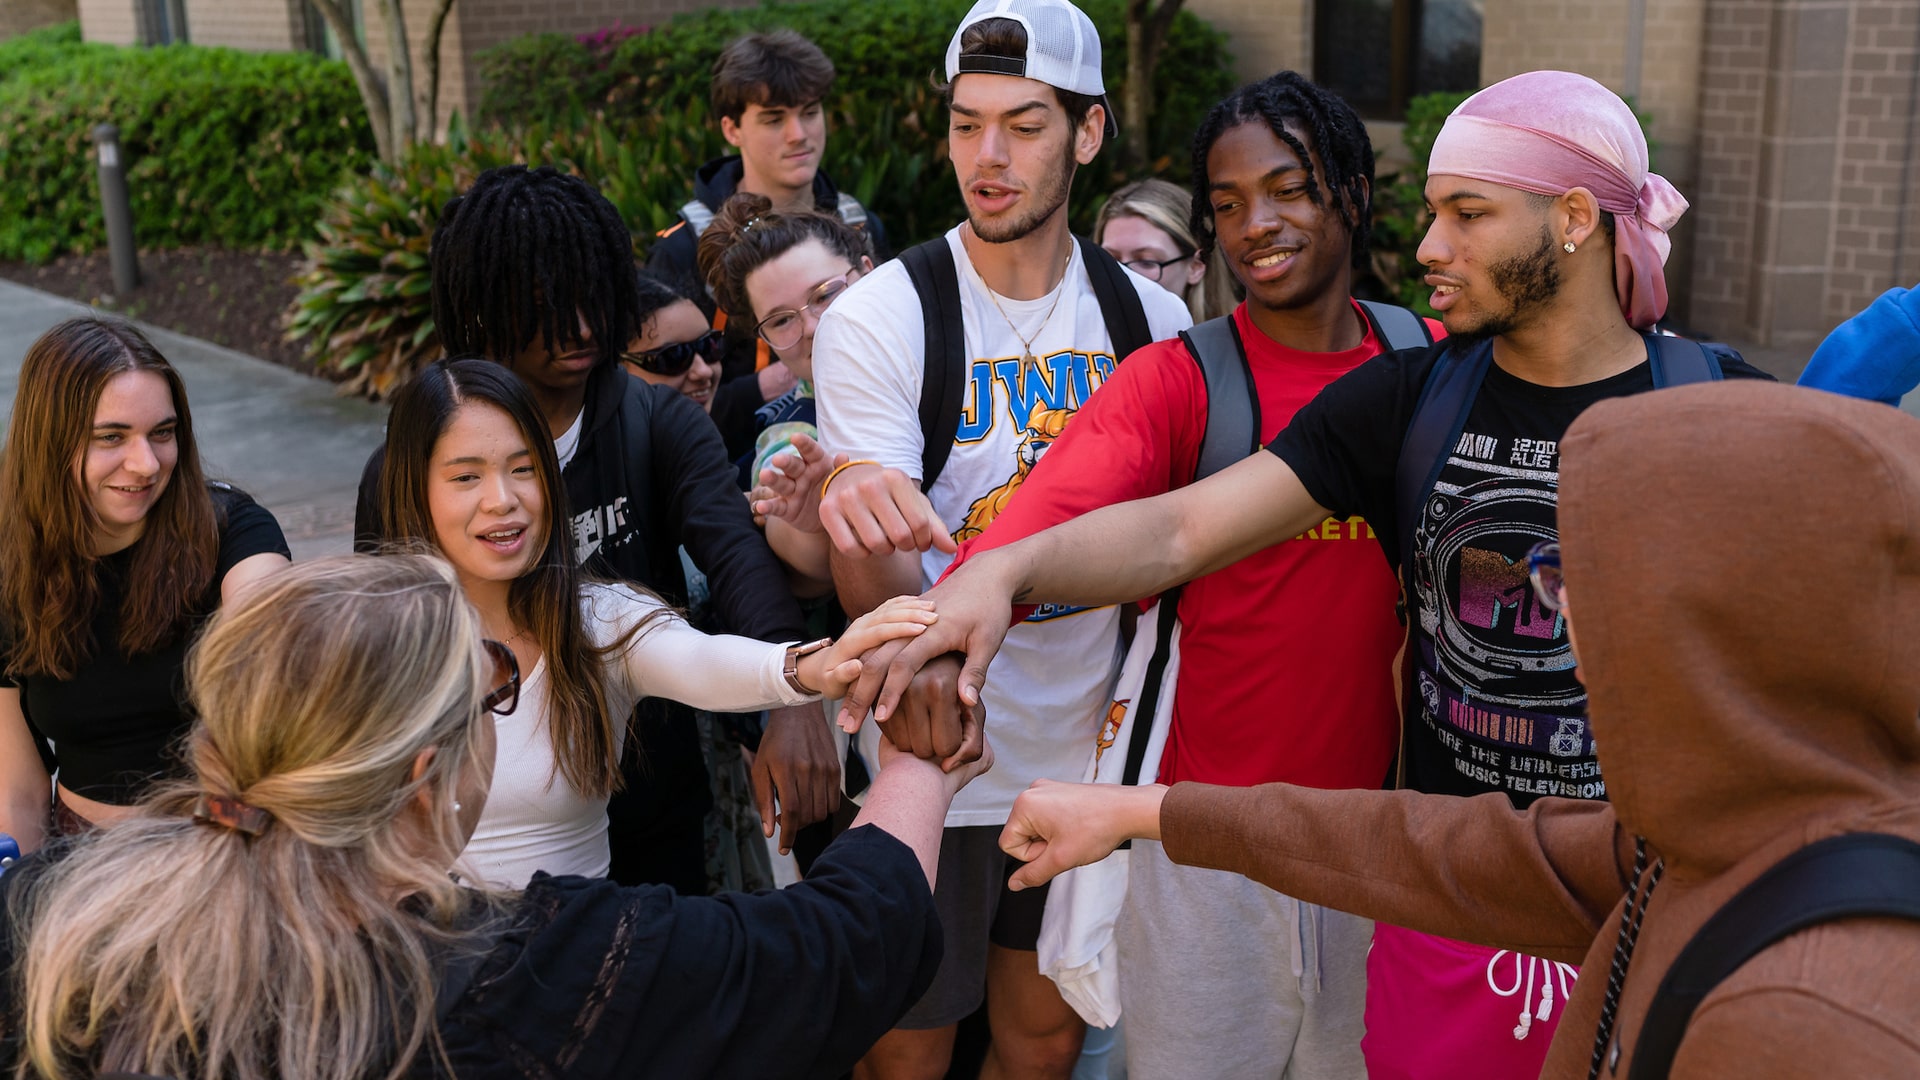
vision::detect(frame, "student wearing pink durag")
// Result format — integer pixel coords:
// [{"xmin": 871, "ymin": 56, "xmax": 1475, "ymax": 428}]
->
[{"xmin": 849, "ymin": 69, "xmax": 1774, "ymax": 1080}]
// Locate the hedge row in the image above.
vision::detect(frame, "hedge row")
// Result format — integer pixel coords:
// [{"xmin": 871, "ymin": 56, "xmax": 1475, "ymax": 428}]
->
[
  {"xmin": 0, "ymin": 22, "xmax": 375, "ymax": 264},
  {"xmin": 474, "ymin": 0, "xmax": 1236, "ymax": 246}
]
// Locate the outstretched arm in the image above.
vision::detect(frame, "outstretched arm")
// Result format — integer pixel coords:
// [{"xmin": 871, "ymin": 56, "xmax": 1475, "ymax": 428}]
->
[
  {"xmin": 1000, "ymin": 778, "xmax": 1628, "ymax": 965},
  {"xmin": 841, "ymin": 449, "xmax": 1330, "ymax": 734}
]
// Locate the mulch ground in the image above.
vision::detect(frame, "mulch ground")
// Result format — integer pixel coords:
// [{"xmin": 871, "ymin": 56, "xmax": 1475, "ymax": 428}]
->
[{"xmin": 0, "ymin": 247, "xmax": 316, "ymax": 375}]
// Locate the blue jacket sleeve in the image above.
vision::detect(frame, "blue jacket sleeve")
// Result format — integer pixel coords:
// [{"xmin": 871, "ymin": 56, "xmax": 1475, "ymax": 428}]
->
[{"xmin": 1796, "ymin": 286, "xmax": 1920, "ymax": 407}]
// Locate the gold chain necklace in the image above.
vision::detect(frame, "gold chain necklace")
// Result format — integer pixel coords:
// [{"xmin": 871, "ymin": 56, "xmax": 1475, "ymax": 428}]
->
[{"xmin": 980, "ymin": 241, "xmax": 1073, "ymax": 376}]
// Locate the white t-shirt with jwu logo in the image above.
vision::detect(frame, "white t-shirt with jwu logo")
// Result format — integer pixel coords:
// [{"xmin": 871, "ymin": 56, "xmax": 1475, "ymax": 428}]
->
[{"xmin": 814, "ymin": 226, "xmax": 1192, "ymax": 826}]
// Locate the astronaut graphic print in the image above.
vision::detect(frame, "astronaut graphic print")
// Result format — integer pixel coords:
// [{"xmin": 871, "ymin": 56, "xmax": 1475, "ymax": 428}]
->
[{"xmin": 1404, "ymin": 426, "xmax": 1603, "ymax": 808}]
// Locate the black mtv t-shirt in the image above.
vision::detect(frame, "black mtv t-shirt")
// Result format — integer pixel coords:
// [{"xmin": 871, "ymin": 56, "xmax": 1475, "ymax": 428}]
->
[{"xmin": 1268, "ymin": 341, "xmax": 1770, "ymax": 808}]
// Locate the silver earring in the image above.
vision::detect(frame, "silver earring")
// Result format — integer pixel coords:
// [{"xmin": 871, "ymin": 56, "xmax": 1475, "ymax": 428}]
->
[
  {"xmin": 1563, "ymin": 241, "xmax": 1577, "ymax": 254},
  {"xmin": 453, "ymin": 801, "xmax": 463, "ymax": 813}
]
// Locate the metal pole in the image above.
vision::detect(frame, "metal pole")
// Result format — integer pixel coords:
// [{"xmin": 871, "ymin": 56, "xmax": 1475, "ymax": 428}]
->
[{"xmin": 91, "ymin": 123, "xmax": 140, "ymax": 296}]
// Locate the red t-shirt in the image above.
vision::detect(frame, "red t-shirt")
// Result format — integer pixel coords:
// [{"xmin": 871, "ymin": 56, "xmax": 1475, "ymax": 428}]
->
[{"xmin": 950, "ymin": 301, "xmax": 1432, "ymax": 789}]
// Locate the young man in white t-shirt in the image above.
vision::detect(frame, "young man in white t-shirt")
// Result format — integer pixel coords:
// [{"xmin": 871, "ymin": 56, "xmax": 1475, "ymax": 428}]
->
[{"xmin": 810, "ymin": 2, "xmax": 1189, "ymax": 1076}]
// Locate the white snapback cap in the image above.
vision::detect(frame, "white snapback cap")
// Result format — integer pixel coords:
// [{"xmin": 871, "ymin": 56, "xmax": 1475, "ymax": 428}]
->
[{"xmin": 944, "ymin": 0, "xmax": 1119, "ymax": 139}]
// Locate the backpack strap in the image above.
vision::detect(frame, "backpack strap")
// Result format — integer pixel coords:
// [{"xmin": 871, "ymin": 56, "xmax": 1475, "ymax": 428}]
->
[
  {"xmin": 1076, "ymin": 235, "xmax": 1154, "ymax": 362},
  {"xmin": 1647, "ymin": 332, "xmax": 1725, "ymax": 388},
  {"xmin": 1357, "ymin": 299, "xmax": 1435, "ymax": 353},
  {"xmin": 834, "ymin": 192, "xmax": 869, "ymax": 228},
  {"xmin": 679, "ymin": 199, "xmax": 716, "ymax": 238},
  {"xmin": 900, "ymin": 238, "xmax": 968, "ymax": 493},
  {"xmin": 1393, "ymin": 339, "xmax": 1495, "ymax": 584},
  {"xmin": 1120, "ymin": 594, "xmax": 1182, "ymax": 788},
  {"xmin": 1179, "ymin": 315, "xmax": 1263, "ymax": 483},
  {"xmin": 1628, "ymin": 833, "xmax": 1920, "ymax": 1079}
]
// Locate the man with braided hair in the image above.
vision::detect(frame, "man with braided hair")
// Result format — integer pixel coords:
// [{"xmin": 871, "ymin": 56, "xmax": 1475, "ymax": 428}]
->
[
  {"xmin": 352, "ymin": 165, "xmax": 844, "ymax": 894},
  {"xmin": 921, "ymin": 70, "xmax": 1435, "ymax": 1078},
  {"xmin": 848, "ymin": 71, "xmax": 1776, "ymax": 1079}
]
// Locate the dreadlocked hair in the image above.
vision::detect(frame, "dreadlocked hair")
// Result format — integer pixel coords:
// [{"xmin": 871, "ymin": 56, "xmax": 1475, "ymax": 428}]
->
[
  {"xmin": 695, "ymin": 191, "xmax": 873, "ymax": 323},
  {"xmin": 429, "ymin": 165, "xmax": 641, "ymax": 372},
  {"xmin": 1188, "ymin": 71, "xmax": 1376, "ymax": 269}
]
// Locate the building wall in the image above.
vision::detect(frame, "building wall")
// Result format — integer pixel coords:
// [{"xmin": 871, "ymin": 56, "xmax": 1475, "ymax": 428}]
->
[
  {"xmin": 1186, "ymin": 0, "xmax": 1310, "ymax": 85},
  {"xmin": 178, "ymin": 0, "xmax": 302, "ymax": 52},
  {"xmin": 1691, "ymin": 0, "xmax": 1920, "ymax": 347},
  {"xmin": 1476, "ymin": 0, "xmax": 1709, "ymax": 326},
  {"xmin": 1, "ymin": 0, "xmax": 79, "ymax": 39},
  {"xmin": 75, "ymin": 0, "xmax": 138, "ymax": 45}
]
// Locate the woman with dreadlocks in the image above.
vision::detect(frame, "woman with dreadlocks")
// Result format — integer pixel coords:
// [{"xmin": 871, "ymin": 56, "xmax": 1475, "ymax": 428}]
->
[{"xmin": 352, "ymin": 166, "xmax": 843, "ymax": 893}]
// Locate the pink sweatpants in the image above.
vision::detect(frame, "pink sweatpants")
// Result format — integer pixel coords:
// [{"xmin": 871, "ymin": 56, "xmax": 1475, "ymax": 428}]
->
[{"xmin": 1362, "ymin": 923, "xmax": 1578, "ymax": 1079}]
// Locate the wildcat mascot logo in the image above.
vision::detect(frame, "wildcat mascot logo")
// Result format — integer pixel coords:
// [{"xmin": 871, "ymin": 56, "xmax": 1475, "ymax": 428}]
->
[
  {"xmin": 1094, "ymin": 697, "xmax": 1129, "ymax": 769},
  {"xmin": 953, "ymin": 406, "xmax": 1074, "ymax": 543}
]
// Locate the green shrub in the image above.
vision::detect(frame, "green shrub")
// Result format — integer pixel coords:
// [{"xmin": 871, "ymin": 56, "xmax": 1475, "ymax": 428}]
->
[
  {"xmin": 0, "ymin": 21, "xmax": 89, "ymax": 88},
  {"xmin": 476, "ymin": 0, "xmax": 1235, "ymax": 246},
  {"xmin": 1364, "ymin": 90, "xmax": 1472, "ymax": 314},
  {"xmin": 0, "ymin": 29, "xmax": 374, "ymax": 263}
]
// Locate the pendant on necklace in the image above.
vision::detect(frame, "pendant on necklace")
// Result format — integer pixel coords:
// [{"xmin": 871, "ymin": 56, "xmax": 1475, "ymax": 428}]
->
[{"xmin": 1020, "ymin": 351, "xmax": 1039, "ymax": 372}]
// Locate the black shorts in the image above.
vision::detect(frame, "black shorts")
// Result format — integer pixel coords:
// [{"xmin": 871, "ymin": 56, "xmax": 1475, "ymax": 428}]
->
[{"xmin": 895, "ymin": 824, "xmax": 1052, "ymax": 1029}]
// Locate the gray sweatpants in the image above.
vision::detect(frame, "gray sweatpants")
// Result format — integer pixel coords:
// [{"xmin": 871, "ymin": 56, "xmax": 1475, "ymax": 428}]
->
[{"xmin": 1114, "ymin": 840, "xmax": 1372, "ymax": 1080}]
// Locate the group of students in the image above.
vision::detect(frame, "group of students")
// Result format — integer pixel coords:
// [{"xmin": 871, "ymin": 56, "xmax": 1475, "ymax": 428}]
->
[{"xmin": 3, "ymin": 0, "xmax": 1920, "ymax": 1076}]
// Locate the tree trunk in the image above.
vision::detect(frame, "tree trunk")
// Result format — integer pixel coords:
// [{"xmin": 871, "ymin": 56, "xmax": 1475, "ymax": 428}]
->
[
  {"xmin": 420, "ymin": 0, "xmax": 457, "ymax": 139},
  {"xmin": 376, "ymin": 0, "xmax": 418, "ymax": 155},
  {"xmin": 1122, "ymin": 0, "xmax": 1183, "ymax": 170},
  {"xmin": 309, "ymin": 0, "xmax": 394, "ymax": 163}
]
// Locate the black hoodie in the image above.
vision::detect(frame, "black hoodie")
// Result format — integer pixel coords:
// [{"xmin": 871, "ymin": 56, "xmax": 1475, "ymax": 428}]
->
[{"xmin": 645, "ymin": 155, "xmax": 892, "ymax": 288}]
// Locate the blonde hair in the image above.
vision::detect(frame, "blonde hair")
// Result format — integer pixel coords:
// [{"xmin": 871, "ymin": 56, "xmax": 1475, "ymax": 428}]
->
[
  {"xmin": 14, "ymin": 554, "xmax": 497, "ymax": 1080},
  {"xmin": 1093, "ymin": 178, "xmax": 1240, "ymax": 322}
]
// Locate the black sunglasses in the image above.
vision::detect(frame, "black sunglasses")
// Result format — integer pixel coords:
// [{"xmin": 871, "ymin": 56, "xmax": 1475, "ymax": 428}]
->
[
  {"xmin": 622, "ymin": 329, "xmax": 724, "ymax": 377},
  {"xmin": 481, "ymin": 639, "xmax": 520, "ymax": 716}
]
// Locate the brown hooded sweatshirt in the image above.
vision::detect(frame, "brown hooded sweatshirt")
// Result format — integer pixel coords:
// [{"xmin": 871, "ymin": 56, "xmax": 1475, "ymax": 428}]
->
[{"xmin": 1162, "ymin": 381, "xmax": 1920, "ymax": 1078}]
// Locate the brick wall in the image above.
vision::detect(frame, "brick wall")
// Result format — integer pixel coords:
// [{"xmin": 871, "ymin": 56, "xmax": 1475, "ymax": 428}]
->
[
  {"xmin": 1, "ymin": 0, "xmax": 78, "ymax": 39},
  {"xmin": 1185, "ymin": 0, "xmax": 1310, "ymax": 84},
  {"xmin": 179, "ymin": 0, "xmax": 302, "ymax": 52},
  {"xmin": 1690, "ymin": 0, "xmax": 1919, "ymax": 346},
  {"xmin": 76, "ymin": 0, "xmax": 138, "ymax": 45}
]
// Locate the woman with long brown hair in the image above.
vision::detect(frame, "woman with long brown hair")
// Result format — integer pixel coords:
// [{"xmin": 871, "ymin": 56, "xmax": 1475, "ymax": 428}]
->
[
  {"xmin": 1, "ymin": 553, "xmax": 980, "ymax": 1079},
  {"xmin": 373, "ymin": 358, "xmax": 934, "ymax": 888},
  {"xmin": 0, "ymin": 317, "xmax": 288, "ymax": 851}
]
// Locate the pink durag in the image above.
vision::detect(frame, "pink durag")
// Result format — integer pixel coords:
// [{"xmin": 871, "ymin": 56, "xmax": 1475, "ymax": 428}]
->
[{"xmin": 1427, "ymin": 70, "xmax": 1686, "ymax": 329}]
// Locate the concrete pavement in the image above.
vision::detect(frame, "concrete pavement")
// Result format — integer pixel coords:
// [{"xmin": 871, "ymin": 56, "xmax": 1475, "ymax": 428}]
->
[{"xmin": 0, "ymin": 279, "xmax": 387, "ymax": 561}]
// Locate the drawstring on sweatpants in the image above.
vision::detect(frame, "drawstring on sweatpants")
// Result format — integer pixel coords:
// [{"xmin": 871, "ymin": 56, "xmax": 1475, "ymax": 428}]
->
[{"xmin": 1287, "ymin": 899, "xmax": 1325, "ymax": 993}]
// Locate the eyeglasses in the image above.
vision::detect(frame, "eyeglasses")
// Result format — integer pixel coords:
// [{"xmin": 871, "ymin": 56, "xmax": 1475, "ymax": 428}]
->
[
  {"xmin": 755, "ymin": 271, "xmax": 858, "ymax": 350},
  {"xmin": 481, "ymin": 639, "xmax": 520, "ymax": 716},
  {"xmin": 622, "ymin": 329, "xmax": 724, "ymax": 377},
  {"xmin": 1118, "ymin": 253, "xmax": 1195, "ymax": 283},
  {"xmin": 1526, "ymin": 541, "xmax": 1565, "ymax": 613}
]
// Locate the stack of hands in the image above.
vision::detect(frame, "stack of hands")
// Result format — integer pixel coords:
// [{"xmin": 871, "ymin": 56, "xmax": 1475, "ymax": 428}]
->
[{"xmin": 751, "ymin": 433, "xmax": 1152, "ymax": 888}]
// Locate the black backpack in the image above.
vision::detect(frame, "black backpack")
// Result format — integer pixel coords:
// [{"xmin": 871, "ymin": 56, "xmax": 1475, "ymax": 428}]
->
[
  {"xmin": 901, "ymin": 235, "xmax": 1153, "ymax": 492},
  {"xmin": 1624, "ymin": 832, "xmax": 1920, "ymax": 1078}
]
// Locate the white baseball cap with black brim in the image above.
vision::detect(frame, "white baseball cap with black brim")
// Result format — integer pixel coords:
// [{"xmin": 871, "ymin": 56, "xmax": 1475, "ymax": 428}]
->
[{"xmin": 943, "ymin": 0, "xmax": 1121, "ymax": 142}]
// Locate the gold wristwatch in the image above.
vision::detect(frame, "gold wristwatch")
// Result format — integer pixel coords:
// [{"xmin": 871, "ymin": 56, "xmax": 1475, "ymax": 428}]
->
[{"xmin": 783, "ymin": 638, "xmax": 834, "ymax": 695}]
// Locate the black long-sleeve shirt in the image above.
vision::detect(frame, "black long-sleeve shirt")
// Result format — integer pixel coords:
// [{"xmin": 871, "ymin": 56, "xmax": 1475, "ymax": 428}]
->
[{"xmin": 0, "ymin": 826, "xmax": 940, "ymax": 1079}]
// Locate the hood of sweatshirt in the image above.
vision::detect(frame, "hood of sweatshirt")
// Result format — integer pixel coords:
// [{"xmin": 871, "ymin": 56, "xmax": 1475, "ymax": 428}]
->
[
  {"xmin": 690, "ymin": 154, "xmax": 848, "ymax": 216},
  {"xmin": 1557, "ymin": 379, "xmax": 1920, "ymax": 879}
]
